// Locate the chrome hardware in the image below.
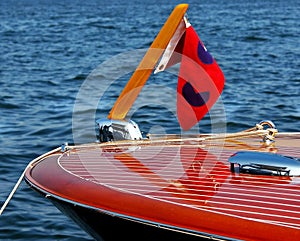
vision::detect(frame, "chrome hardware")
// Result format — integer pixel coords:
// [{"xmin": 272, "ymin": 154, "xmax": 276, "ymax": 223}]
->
[
  {"xmin": 258, "ymin": 120, "xmax": 276, "ymax": 129},
  {"xmin": 256, "ymin": 120, "xmax": 278, "ymax": 144},
  {"xmin": 96, "ymin": 118, "xmax": 142, "ymax": 143},
  {"xmin": 61, "ymin": 142, "xmax": 69, "ymax": 152},
  {"xmin": 229, "ymin": 151, "xmax": 300, "ymax": 176}
]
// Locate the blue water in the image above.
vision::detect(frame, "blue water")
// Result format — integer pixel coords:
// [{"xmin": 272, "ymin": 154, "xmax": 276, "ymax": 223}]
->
[{"xmin": 0, "ymin": 0, "xmax": 299, "ymax": 240}]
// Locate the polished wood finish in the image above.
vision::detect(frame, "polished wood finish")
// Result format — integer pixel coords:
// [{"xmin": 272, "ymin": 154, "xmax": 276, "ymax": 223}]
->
[
  {"xmin": 107, "ymin": 4, "xmax": 188, "ymax": 120},
  {"xmin": 25, "ymin": 133, "xmax": 300, "ymax": 241}
]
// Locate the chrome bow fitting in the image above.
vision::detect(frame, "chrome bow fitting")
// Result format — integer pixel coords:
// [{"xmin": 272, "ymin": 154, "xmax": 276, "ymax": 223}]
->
[
  {"xmin": 229, "ymin": 151, "xmax": 300, "ymax": 177},
  {"xmin": 256, "ymin": 120, "xmax": 277, "ymax": 144},
  {"xmin": 96, "ymin": 118, "xmax": 142, "ymax": 143}
]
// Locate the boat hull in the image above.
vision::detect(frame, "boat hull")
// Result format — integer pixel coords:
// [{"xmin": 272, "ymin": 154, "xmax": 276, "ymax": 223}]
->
[
  {"xmin": 25, "ymin": 133, "xmax": 300, "ymax": 241},
  {"xmin": 47, "ymin": 194, "xmax": 225, "ymax": 241},
  {"xmin": 26, "ymin": 172, "xmax": 231, "ymax": 241}
]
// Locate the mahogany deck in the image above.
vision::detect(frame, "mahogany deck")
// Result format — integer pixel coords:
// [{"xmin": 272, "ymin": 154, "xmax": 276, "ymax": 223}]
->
[{"xmin": 25, "ymin": 133, "xmax": 300, "ymax": 241}]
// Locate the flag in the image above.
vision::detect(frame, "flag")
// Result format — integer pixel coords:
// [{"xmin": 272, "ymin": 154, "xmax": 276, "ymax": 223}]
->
[
  {"xmin": 177, "ymin": 25, "xmax": 225, "ymax": 130},
  {"xmin": 155, "ymin": 20, "xmax": 225, "ymax": 130}
]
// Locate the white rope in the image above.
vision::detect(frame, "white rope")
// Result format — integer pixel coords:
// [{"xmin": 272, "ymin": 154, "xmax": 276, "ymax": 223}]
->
[
  {"xmin": 147, "ymin": 128, "xmax": 278, "ymax": 143},
  {"xmin": 0, "ymin": 147, "xmax": 62, "ymax": 215}
]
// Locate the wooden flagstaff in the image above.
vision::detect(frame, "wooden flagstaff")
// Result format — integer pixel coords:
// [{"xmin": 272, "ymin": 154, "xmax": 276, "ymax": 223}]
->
[{"xmin": 107, "ymin": 4, "xmax": 188, "ymax": 120}]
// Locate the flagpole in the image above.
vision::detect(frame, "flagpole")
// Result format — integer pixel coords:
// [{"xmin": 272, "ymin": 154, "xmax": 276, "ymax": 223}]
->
[{"xmin": 107, "ymin": 4, "xmax": 188, "ymax": 120}]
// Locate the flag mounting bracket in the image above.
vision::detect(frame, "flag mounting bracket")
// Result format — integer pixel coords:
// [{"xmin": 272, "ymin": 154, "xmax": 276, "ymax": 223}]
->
[{"xmin": 96, "ymin": 118, "xmax": 142, "ymax": 143}]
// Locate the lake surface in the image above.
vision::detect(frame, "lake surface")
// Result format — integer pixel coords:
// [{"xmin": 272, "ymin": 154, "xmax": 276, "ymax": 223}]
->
[{"xmin": 0, "ymin": 0, "xmax": 299, "ymax": 240}]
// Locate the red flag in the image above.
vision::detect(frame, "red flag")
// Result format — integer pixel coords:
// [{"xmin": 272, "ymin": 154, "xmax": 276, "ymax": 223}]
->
[{"xmin": 177, "ymin": 25, "xmax": 225, "ymax": 130}]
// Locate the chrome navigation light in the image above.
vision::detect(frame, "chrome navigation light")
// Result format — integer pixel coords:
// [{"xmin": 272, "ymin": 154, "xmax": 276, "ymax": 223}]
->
[
  {"xmin": 96, "ymin": 118, "xmax": 142, "ymax": 143},
  {"xmin": 229, "ymin": 151, "xmax": 300, "ymax": 177}
]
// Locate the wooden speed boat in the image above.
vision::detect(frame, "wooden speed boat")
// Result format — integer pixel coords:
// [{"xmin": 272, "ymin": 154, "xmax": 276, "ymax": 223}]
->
[
  {"xmin": 24, "ymin": 131, "xmax": 300, "ymax": 241},
  {"xmin": 2, "ymin": 4, "xmax": 300, "ymax": 241}
]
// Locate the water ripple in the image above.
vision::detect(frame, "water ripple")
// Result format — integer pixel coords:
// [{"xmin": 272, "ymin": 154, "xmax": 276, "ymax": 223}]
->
[{"xmin": 0, "ymin": 0, "xmax": 299, "ymax": 240}]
